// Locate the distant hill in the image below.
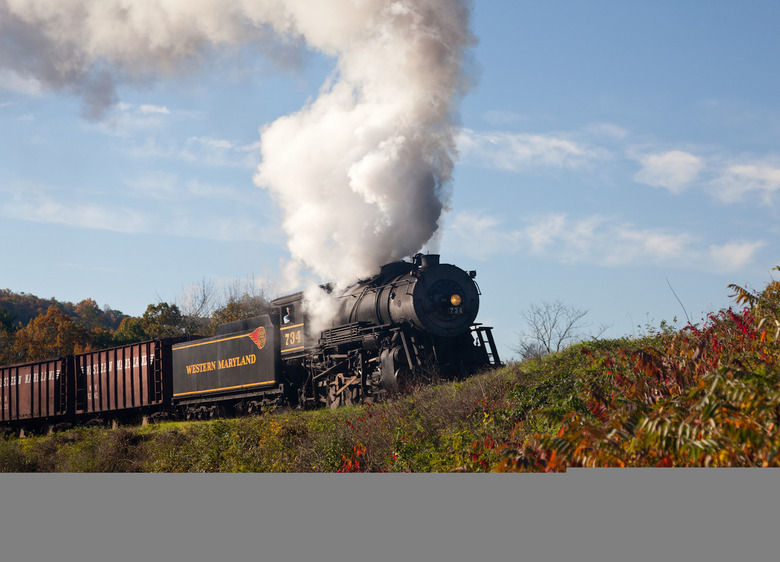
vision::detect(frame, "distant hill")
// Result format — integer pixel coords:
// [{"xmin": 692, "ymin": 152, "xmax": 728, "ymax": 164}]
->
[{"xmin": 0, "ymin": 289, "xmax": 127, "ymax": 331}]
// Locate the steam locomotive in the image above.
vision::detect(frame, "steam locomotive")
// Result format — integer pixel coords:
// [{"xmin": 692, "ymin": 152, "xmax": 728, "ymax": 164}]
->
[{"xmin": 1, "ymin": 254, "xmax": 500, "ymax": 432}]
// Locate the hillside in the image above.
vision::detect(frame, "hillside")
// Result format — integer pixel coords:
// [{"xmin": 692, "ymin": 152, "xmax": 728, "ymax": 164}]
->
[
  {"xmin": 2, "ymin": 272, "xmax": 779, "ymax": 472},
  {"xmin": 0, "ymin": 290, "xmax": 126, "ymax": 331}
]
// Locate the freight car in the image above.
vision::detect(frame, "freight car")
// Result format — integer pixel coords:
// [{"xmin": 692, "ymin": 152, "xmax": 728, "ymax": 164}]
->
[
  {"xmin": 0, "ymin": 254, "xmax": 500, "ymax": 433},
  {"xmin": 1, "ymin": 338, "xmax": 183, "ymax": 432}
]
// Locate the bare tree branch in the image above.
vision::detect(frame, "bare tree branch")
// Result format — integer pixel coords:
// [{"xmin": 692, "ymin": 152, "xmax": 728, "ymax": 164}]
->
[{"xmin": 513, "ymin": 300, "xmax": 591, "ymax": 361}]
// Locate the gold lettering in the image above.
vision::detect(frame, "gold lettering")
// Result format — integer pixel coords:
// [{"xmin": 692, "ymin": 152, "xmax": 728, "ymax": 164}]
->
[
  {"xmin": 185, "ymin": 361, "xmax": 218, "ymax": 375},
  {"xmin": 215, "ymin": 354, "xmax": 257, "ymax": 371}
]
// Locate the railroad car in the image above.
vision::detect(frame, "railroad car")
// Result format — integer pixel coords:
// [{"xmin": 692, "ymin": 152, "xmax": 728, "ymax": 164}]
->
[
  {"xmin": 171, "ymin": 315, "xmax": 283, "ymax": 420},
  {"xmin": 1, "ymin": 357, "xmax": 71, "ymax": 429}
]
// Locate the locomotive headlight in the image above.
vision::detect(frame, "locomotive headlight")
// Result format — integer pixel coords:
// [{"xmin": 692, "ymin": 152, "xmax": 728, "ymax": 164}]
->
[{"xmin": 450, "ymin": 294, "xmax": 462, "ymax": 306}]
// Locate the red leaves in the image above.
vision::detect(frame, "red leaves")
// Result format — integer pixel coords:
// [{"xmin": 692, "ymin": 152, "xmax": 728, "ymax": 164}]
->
[
  {"xmin": 502, "ymin": 288, "xmax": 780, "ymax": 470},
  {"xmin": 586, "ymin": 399, "xmax": 609, "ymax": 423},
  {"xmin": 656, "ymin": 456, "xmax": 673, "ymax": 467},
  {"xmin": 338, "ymin": 442, "xmax": 368, "ymax": 473}
]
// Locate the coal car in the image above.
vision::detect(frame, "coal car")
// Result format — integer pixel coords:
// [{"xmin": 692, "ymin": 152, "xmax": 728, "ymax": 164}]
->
[{"xmin": 171, "ymin": 315, "xmax": 283, "ymax": 419}]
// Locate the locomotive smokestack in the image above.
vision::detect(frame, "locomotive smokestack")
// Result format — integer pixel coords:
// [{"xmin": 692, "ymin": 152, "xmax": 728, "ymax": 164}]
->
[{"xmin": 419, "ymin": 254, "xmax": 440, "ymax": 268}]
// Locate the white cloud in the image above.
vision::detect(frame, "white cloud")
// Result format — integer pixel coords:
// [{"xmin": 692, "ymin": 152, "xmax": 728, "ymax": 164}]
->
[
  {"xmin": 181, "ymin": 136, "xmax": 262, "ymax": 168},
  {"xmin": 88, "ymin": 102, "xmax": 175, "ymax": 137},
  {"xmin": 445, "ymin": 210, "xmax": 522, "ymax": 257},
  {"xmin": 454, "ymin": 123, "xmax": 780, "ymax": 213},
  {"xmin": 0, "ymin": 180, "xmax": 275, "ymax": 242},
  {"xmin": 583, "ymin": 122, "xmax": 629, "ymax": 140},
  {"xmin": 0, "ymin": 187, "xmax": 151, "ymax": 234},
  {"xmin": 523, "ymin": 214, "xmax": 567, "ymax": 254},
  {"xmin": 457, "ymin": 128, "xmax": 607, "ymax": 172},
  {"xmin": 120, "ymin": 134, "xmax": 261, "ymax": 168},
  {"xmin": 190, "ymin": 136, "xmax": 235, "ymax": 151},
  {"xmin": 633, "ymin": 150, "xmax": 704, "ymax": 193},
  {"xmin": 138, "ymin": 104, "xmax": 170, "ymax": 115},
  {"xmin": 124, "ymin": 172, "xmax": 262, "ymax": 203},
  {"xmin": 708, "ymin": 241, "xmax": 765, "ymax": 271},
  {"xmin": 442, "ymin": 210, "xmax": 762, "ymax": 273},
  {"xmin": 710, "ymin": 161, "xmax": 780, "ymax": 204}
]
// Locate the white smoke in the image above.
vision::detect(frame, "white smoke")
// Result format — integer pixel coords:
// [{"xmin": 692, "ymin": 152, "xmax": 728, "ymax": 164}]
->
[{"xmin": 1, "ymin": 0, "xmax": 475, "ymax": 288}]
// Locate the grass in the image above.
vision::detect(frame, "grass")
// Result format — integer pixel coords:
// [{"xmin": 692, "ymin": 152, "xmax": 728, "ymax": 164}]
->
[{"xmin": 0, "ymin": 360, "xmax": 570, "ymax": 472}]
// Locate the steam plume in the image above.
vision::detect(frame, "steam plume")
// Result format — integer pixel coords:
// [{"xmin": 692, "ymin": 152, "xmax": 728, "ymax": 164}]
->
[{"xmin": 1, "ymin": 0, "xmax": 475, "ymax": 286}]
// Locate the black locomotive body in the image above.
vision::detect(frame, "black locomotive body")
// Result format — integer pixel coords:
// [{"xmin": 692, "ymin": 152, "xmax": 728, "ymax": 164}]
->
[
  {"xmin": 276, "ymin": 254, "xmax": 500, "ymax": 408},
  {"xmin": 0, "ymin": 255, "xmax": 500, "ymax": 431}
]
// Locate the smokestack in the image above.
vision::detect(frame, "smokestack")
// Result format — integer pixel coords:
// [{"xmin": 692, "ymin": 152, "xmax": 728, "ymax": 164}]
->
[{"xmin": 415, "ymin": 253, "xmax": 440, "ymax": 268}]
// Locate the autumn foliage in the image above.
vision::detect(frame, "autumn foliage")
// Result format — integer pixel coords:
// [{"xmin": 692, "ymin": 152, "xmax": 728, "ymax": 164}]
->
[
  {"xmin": 0, "ymin": 293, "xmax": 127, "ymax": 364},
  {"xmin": 0, "ymin": 285, "xmax": 271, "ymax": 365},
  {"xmin": 495, "ymin": 271, "xmax": 780, "ymax": 470}
]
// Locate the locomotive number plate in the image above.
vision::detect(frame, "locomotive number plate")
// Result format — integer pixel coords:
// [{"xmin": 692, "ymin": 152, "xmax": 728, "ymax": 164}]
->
[
  {"xmin": 449, "ymin": 307, "xmax": 464, "ymax": 315},
  {"xmin": 281, "ymin": 324, "xmax": 304, "ymax": 353}
]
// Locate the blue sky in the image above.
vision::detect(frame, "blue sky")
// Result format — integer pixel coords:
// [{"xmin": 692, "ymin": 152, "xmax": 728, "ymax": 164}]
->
[{"xmin": 2, "ymin": 1, "xmax": 779, "ymax": 358}]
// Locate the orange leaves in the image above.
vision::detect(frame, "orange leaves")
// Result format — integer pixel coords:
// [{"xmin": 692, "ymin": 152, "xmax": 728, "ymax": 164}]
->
[
  {"xmin": 338, "ymin": 442, "xmax": 368, "ymax": 472},
  {"xmin": 12, "ymin": 306, "xmax": 91, "ymax": 361}
]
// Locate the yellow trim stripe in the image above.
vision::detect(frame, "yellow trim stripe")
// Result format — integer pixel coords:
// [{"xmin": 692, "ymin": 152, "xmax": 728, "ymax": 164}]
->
[
  {"xmin": 174, "ymin": 332, "xmax": 254, "ymax": 351},
  {"xmin": 173, "ymin": 380, "xmax": 275, "ymax": 397},
  {"xmin": 282, "ymin": 346, "xmax": 304, "ymax": 353},
  {"xmin": 280, "ymin": 323, "xmax": 304, "ymax": 330}
]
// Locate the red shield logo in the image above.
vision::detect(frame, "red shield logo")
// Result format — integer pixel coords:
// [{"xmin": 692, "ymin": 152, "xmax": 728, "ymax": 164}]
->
[{"xmin": 248, "ymin": 327, "xmax": 266, "ymax": 350}]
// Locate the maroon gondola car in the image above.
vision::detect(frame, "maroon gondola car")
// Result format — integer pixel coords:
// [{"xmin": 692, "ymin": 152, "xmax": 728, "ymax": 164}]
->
[
  {"xmin": 74, "ymin": 340, "xmax": 175, "ymax": 422},
  {"xmin": 1, "ymin": 357, "xmax": 72, "ymax": 428}
]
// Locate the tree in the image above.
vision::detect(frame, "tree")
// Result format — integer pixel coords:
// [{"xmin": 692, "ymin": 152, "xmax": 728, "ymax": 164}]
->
[
  {"xmin": 141, "ymin": 302, "xmax": 185, "ymax": 339},
  {"xmin": 12, "ymin": 306, "xmax": 91, "ymax": 361},
  {"xmin": 113, "ymin": 316, "xmax": 150, "ymax": 345},
  {"xmin": 0, "ymin": 307, "xmax": 16, "ymax": 364},
  {"xmin": 111, "ymin": 302, "xmax": 186, "ymax": 344},
  {"xmin": 0, "ymin": 330, "xmax": 13, "ymax": 365},
  {"xmin": 514, "ymin": 300, "xmax": 591, "ymax": 361},
  {"xmin": 0, "ymin": 306, "xmax": 16, "ymax": 333},
  {"xmin": 209, "ymin": 294, "xmax": 270, "ymax": 332},
  {"xmin": 177, "ymin": 277, "xmax": 218, "ymax": 335},
  {"xmin": 176, "ymin": 275, "xmax": 274, "ymax": 336},
  {"xmin": 74, "ymin": 298, "xmax": 103, "ymax": 331}
]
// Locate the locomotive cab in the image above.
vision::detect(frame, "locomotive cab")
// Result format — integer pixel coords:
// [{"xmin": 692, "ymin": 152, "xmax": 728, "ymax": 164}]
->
[{"xmin": 270, "ymin": 293, "xmax": 308, "ymax": 357}]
